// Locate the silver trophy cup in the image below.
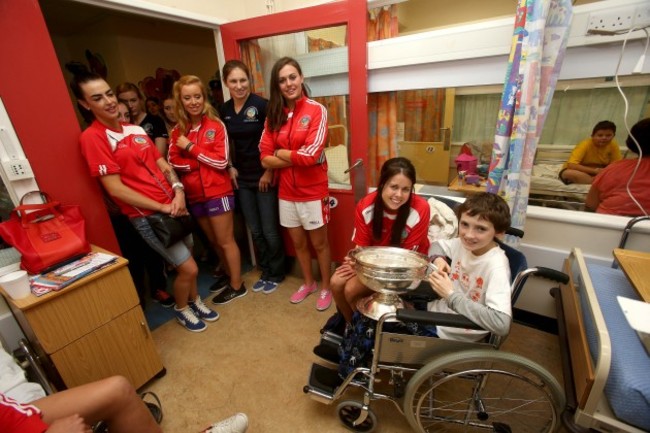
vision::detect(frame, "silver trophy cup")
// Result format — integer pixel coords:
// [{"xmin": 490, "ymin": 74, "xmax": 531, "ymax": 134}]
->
[{"xmin": 349, "ymin": 246, "xmax": 435, "ymax": 321}]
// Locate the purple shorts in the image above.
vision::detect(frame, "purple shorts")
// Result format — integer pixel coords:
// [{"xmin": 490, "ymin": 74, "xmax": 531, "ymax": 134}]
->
[{"xmin": 189, "ymin": 195, "xmax": 235, "ymax": 218}]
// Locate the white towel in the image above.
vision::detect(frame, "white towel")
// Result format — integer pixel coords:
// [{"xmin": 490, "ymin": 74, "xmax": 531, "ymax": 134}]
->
[{"xmin": 427, "ymin": 198, "xmax": 458, "ymax": 243}]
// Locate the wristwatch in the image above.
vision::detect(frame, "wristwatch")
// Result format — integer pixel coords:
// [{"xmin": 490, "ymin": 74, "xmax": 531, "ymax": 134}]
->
[{"xmin": 171, "ymin": 182, "xmax": 184, "ymax": 191}]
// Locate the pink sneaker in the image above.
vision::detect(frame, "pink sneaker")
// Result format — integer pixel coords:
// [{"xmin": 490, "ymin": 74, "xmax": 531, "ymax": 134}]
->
[
  {"xmin": 290, "ymin": 282, "xmax": 318, "ymax": 304},
  {"xmin": 316, "ymin": 288, "xmax": 332, "ymax": 311}
]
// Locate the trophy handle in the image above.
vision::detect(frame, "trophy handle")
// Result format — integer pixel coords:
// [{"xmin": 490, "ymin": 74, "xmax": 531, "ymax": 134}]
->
[{"xmin": 425, "ymin": 262, "xmax": 438, "ymax": 276}]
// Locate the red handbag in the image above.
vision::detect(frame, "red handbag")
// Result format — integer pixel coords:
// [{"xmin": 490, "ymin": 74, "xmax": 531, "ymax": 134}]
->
[{"xmin": 0, "ymin": 191, "xmax": 91, "ymax": 274}]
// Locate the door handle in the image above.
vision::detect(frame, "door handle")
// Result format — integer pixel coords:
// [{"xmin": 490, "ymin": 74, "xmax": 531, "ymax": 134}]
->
[
  {"xmin": 345, "ymin": 158, "xmax": 363, "ymax": 174},
  {"xmin": 441, "ymin": 128, "xmax": 451, "ymax": 151}
]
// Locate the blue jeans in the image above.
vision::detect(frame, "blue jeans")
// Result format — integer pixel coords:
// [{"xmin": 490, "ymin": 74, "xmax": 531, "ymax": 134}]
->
[
  {"xmin": 130, "ymin": 216, "xmax": 193, "ymax": 267},
  {"xmin": 236, "ymin": 186, "xmax": 286, "ymax": 282}
]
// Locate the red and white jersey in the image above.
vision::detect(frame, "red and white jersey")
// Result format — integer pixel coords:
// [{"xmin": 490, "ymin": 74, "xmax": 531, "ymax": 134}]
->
[
  {"xmin": 0, "ymin": 393, "xmax": 48, "ymax": 433},
  {"xmin": 80, "ymin": 120, "xmax": 172, "ymax": 218},
  {"xmin": 168, "ymin": 116, "xmax": 233, "ymax": 203},
  {"xmin": 259, "ymin": 95, "xmax": 328, "ymax": 202},
  {"xmin": 351, "ymin": 191, "xmax": 430, "ymax": 254}
]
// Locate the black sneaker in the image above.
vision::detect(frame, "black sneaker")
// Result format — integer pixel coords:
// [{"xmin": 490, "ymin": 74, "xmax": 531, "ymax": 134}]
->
[
  {"xmin": 153, "ymin": 289, "xmax": 176, "ymax": 308},
  {"xmin": 209, "ymin": 273, "xmax": 230, "ymax": 293},
  {"xmin": 211, "ymin": 283, "xmax": 247, "ymax": 305}
]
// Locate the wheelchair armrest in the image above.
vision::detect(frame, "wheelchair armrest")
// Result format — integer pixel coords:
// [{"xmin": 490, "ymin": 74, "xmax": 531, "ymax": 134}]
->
[
  {"xmin": 395, "ymin": 309, "xmax": 484, "ymax": 330},
  {"xmin": 532, "ymin": 266, "xmax": 569, "ymax": 284}
]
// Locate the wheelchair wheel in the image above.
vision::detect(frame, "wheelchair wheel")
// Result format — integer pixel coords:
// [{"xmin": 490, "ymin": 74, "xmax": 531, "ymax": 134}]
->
[
  {"xmin": 403, "ymin": 349, "xmax": 565, "ymax": 433},
  {"xmin": 336, "ymin": 400, "xmax": 377, "ymax": 433}
]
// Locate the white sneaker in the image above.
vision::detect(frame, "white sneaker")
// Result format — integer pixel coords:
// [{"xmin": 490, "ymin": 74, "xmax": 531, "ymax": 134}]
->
[{"xmin": 203, "ymin": 413, "xmax": 249, "ymax": 433}]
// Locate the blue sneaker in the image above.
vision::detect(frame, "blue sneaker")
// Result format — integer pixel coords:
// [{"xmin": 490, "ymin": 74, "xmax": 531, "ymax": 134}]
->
[
  {"xmin": 174, "ymin": 306, "xmax": 207, "ymax": 332},
  {"xmin": 252, "ymin": 279, "xmax": 266, "ymax": 292},
  {"xmin": 189, "ymin": 297, "xmax": 220, "ymax": 322},
  {"xmin": 263, "ymin": 280, "xmax": 278, "ymax": 294}
]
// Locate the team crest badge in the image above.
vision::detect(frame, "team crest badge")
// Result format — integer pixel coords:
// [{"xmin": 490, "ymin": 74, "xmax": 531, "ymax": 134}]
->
[
  {"xmin": 205, "ymin": 129, "xmax": 216, "ymax": 141},
  {"xmin": 134, "ymin": 136, "xmax": 147, "ymax": 144},
  {"xmin": 245, "ymin": 106, "xmax": 258, "ymax": 120},
  {"xmin": 299, "ymin": 115, "xmax": 311, "ymax": 129}
]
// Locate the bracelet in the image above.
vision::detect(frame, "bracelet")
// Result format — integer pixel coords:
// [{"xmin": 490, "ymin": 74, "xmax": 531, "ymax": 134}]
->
[
  {"xmin": 274, "ymin": 149, "xmax": 279, "ymax": 157},
  {"xmin": 171, "ymin": 182, "xmax": 184, "ymax": 191},
  {"xmin": 185, "ymin": 142, "xmax": 194, "ymax": 152}
]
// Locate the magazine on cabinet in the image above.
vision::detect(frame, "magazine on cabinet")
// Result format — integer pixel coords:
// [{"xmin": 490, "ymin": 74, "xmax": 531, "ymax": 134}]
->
[{"xmin": 30, "ymin": 252, "xmax": 118, "ymax": 296}]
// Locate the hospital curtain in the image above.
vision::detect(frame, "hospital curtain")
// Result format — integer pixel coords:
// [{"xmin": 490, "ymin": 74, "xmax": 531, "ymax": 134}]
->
[
  {"xmin": 367, "ymin": 4, "xmax": 399, "ymax": 185},
  {"xmin": 487, "ymin": 0, "xmax": 573, "ymax": 237},
  {"xmin": 398, "ymin": 89, "xmax": 446, "ymax": 142},
  {"xmin": 240, "ymin": 40, "xmax": 266, "ymax": 97},
  {"xmin": 368, "ymin": 92, "xmax": 399, "ymax": 185}
]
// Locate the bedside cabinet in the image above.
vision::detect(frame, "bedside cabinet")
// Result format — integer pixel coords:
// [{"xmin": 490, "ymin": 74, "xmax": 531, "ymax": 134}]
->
[{"xmin": 1, "ymin": 252, "xmax": 164, "ymax": 390}]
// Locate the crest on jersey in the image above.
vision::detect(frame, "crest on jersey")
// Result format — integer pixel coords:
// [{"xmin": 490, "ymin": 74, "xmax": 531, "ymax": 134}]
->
[
  {"xmin": 245, "ymin": 106, "xmax": 258, "ymax": 120},
  {"xmin": 299, "ymin": 115, "xmax": 311, "ymax": 130},
  {"xmin": 134, "ymin": 136, "xmax": 148, "ymax": 145},
  {"xmin": 205, "ymin": 129, "xmax": 216, "ymax": 141}
]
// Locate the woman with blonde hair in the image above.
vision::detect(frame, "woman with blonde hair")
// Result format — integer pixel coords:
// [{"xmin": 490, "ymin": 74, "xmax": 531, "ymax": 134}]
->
[{"xmin": 168, "ymin": 75, "xmax": 245, "ymax": 305}]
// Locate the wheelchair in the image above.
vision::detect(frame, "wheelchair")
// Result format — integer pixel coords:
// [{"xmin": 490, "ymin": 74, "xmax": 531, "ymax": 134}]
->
[{"xmin": 303, "ymin": 241, "xmax": 569, "ymax": 433}]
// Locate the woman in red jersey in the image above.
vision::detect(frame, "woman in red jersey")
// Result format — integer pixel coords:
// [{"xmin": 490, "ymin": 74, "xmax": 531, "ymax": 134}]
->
[
  {"xmin": 168, "ymin": 75, "xmax": 244, "ymax": 307},
  {"xmin": 331, "ymin": 157, "xmax": 431, "ymax": 323},
  {"xmin": 259, "ymin": 57, "xmax": 332, "ymax": 311}
]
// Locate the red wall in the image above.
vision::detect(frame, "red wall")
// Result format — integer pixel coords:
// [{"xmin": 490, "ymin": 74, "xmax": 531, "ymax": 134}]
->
[{"xmin": 0, "ymin": 1, "xmax": 119, "ymax": 252}]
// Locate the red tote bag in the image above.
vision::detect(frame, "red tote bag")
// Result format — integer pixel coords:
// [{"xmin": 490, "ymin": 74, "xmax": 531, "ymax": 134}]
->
[{"xmin": 0, "ymin": 192, "xmax": 91, "ymax": 274}]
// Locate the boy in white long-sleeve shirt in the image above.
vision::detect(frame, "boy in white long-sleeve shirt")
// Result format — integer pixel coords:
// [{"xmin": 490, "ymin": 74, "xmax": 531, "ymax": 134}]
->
[{"xmin": 427, "ymin": 192, "xmax": 512, "ymax": 342}]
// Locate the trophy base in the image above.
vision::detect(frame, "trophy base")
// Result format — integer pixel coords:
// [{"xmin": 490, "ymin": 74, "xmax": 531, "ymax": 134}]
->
[{"xmin": 356, "ymin": 293, "xmax": 404, "ymax": 321}]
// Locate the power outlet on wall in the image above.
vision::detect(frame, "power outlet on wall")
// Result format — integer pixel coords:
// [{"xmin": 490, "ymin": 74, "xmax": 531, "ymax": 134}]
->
[
  {"xmin": 633, "ymin": 5, "xmax": 650, "ymax": 28},
  {"xmin": 2, "ymin": 159, "xmax": 34, "ymax": 181},
  {"xmin": 587, "ymin": 7, "xmax": 636, "ymax": 34}
]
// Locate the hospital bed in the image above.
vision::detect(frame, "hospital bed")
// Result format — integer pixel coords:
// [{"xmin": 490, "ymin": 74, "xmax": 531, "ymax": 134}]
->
[{"xmin": 554, "ymin": 248, "xmax": 650, "ymax": 432}]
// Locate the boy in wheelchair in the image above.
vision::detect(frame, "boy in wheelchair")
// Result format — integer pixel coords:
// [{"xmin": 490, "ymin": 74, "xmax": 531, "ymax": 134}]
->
[{"xmin": 334, "ymin": 192, "xmax": 513, "ymax": 380}]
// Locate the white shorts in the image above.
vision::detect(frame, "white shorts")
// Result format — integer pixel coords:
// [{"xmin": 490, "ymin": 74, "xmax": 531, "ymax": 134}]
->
[{"xmin": 279, "ymin": 198, "xmax": 330, "ymax": 230}]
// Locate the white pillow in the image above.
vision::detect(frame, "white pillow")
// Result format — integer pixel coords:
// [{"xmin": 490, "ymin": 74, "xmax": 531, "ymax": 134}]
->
[{"xmin": 324, "ymin": 144, "xmax": 350, "ymax": 184}]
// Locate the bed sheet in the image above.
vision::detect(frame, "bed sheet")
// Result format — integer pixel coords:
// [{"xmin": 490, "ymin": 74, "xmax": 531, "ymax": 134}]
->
[{"xmin": 530, "ymin": 163, "xmax": 589, "ymax": 200}]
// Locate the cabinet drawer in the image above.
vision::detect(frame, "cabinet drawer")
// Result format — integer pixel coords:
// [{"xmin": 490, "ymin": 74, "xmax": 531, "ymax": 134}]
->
[
  {"xmin": 50, "ymin": 306, "xmax": 163, "ymax": 389},
  {"xmin": 23, "ymin": 266, "xmax": 139, "ymax": 353}
]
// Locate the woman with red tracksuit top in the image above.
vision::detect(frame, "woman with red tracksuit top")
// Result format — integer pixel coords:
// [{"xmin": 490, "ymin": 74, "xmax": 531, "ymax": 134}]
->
[
  {"xmin": 259, "ymin": 57, "xmax": 333, "ymax": 312},
  {"xmin": 168, "ymin": 75, "xmax": 245, "ymax": 307}
]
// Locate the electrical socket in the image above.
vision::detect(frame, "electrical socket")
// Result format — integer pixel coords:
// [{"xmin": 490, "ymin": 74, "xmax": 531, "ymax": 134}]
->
[
  {"xmin": 633, "ymin": 4, "xmax": 650, "ymax": 28},
  {"xmin": 2, "ymin": 159, "xmax": 34, "ymax": 181},
  {"xmin": 587, "ymin": 7, "xmax": 636, "ymax": 33}
]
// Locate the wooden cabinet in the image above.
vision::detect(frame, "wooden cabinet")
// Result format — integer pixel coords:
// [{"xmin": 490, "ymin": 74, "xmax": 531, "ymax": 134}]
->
[{"xmin": 1, "ymin": 253, "xmax": 164, "ymax": 390}]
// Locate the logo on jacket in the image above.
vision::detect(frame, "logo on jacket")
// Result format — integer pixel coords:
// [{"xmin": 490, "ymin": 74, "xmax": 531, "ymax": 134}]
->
[
  {"xmin": 244, "ymin": 106, "xmax": 259, "ymax": 122},
  {"xmin": 299, "ymin": 115, "xmax": 311, "ymax": 130},
  {"xmin": 205, "ymin": 129, "xmax": 216, "ymax": 142},
  {"xmin": 133, "ymin": 136, "xmax": 150, "ymax": 150}
]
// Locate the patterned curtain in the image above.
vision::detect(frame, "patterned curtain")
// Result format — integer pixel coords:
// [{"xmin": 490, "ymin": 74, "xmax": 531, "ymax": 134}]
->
[
  {"xmin": 398, "ymin": 89, "xmax": 446, "ymax": 142},
  {"xmin": 487, "ymin": 0, "xmax": 573, "ymax": 239},
  {"xmin": 368, "ymin": 92, "xmax": 398, "ymax": 185},
  {"xmin": 367, "ymin": 4, "xmax": 399, "ymax": 185},
  {"xmin": 240, "ymin": 40, "xmax": 266, "ymax": 97}
]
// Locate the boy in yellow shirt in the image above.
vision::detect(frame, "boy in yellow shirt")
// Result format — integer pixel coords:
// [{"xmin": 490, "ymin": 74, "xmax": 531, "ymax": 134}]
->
[{"xmin": 559, "ymin": 120, "xmax": 622, "ymax": 185}]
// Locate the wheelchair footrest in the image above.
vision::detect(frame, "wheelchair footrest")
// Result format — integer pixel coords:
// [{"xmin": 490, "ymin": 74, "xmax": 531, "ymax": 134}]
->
[
  {"xmin": 313, "ymin": 338, "xmax": 341, "ymax": 364},
  {"xmin": 308, "ymin": 363, "xmax": 342, "ymax": 396}
]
